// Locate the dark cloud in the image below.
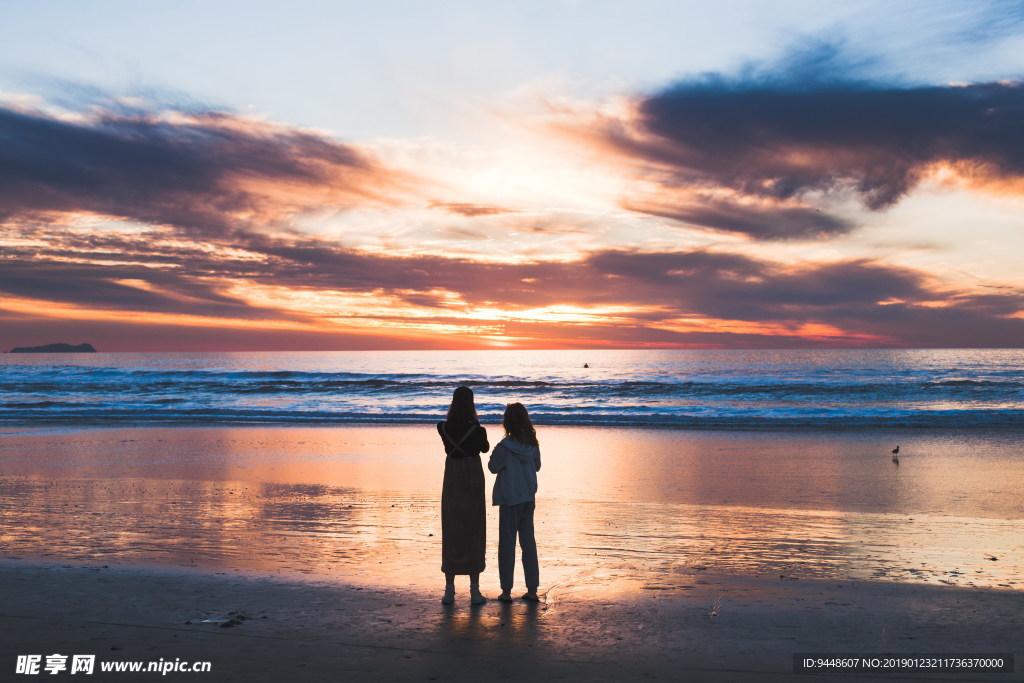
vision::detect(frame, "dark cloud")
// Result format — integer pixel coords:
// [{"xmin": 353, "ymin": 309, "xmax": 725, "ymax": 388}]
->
[
  {"xmin": 0, "ymin": 103, "xmax": 403, "ymax": 234},
  {"xmin": 594, "ymin": 43, "xmax": 1024, "ymax": 238},
  {"xmin": 0, "ymin": 259, "xmax": 300, "ymax": 321},
  {"xmin": 622, "ymin": 196, "xmax": 853, "ymax": 240},
  {"xmin": 635, "ymin": 77, "xmax": 1024, "ymax": 207},
  {"xmin": 6, "ymin": 224, "xmax": 923, "ymax": 321},
  {"xmin": 4, "ymin": 213, "xmax": 1022, "ymax": 349},
  {"xmin": 193, "ymin": 234, "xmax": 1024, "ymax": 347},
  {"xmin": 582, "ymin": 251, "xmax": 929, "ymax": 322},
  {"xmin": 826, "ymin": 298, "xmax": 1024, "ymax": 348},
  {"xmin": 8, "ymin": 225, "xmax": 1024, "ymax": 348}
]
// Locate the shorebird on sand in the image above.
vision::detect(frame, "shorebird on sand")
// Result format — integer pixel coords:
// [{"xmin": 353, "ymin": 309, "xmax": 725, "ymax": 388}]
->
[{"xmin": 891, "ymin": 445, "xmax": 900, "ymax": 464}]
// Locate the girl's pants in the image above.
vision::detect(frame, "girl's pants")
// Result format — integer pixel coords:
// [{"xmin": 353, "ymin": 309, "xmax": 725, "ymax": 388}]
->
[{"xmin": 498, "ymin": 501, "xmax": 538, "ymax": 592}]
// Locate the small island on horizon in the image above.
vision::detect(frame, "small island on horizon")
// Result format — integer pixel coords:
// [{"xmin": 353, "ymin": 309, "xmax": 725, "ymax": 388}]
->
[{"xmin": 8, "ymin": 343, "xmax": 97, "ymax": 354}]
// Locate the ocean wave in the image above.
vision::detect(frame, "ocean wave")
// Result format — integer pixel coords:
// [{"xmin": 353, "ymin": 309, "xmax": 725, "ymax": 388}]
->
[
  {"xmin": 4, "ymin": 349, "xmax": 1023, "ymax": 429},
  {"xmin": 2, "ymin": 403, "xmax": 1023, "ymax": 429},
  {"xmin": 5, "ymin": 372, "xmax": 1023, "ymax": 394}
]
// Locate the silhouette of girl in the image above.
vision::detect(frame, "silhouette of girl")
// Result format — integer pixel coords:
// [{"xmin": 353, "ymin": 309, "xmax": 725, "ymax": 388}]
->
[
  {"xmin": 488, "ymin": 402, "xmax": 541, "ymax": 602},
  {"xmin": 437, "ymin": 386, "xmax": 489, "ymax": 604}
]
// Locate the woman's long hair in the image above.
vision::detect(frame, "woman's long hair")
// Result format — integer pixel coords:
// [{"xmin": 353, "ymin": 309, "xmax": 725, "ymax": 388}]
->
[
  {"xmin": 446, "ymin": 385, "xmax": 478, "ymax": 423},
  {"xmin": 502, "ymin": 402, "xmax": 538, "ymax": 447}
]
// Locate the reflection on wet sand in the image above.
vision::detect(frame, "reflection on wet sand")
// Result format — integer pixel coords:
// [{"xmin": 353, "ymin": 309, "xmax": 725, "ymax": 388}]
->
[
  {"xmin": 439, "ymin": 599, "xmax": 544, "ymax": 654},
  {"xmin": 1, "ymin": 476, "xmax": 1021, "ymax": 592},
  {"xmin": 0, "ymin": 425, "xmax": 1021, "ymax": 594}
]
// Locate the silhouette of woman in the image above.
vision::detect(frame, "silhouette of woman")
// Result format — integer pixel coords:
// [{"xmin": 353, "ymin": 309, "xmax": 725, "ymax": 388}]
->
[{"xmin": 437, "ymin": 386, "xmax": 489, "ymax": 605}]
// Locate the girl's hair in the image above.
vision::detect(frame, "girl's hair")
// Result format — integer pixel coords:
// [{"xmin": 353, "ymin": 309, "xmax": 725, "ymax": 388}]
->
[
  {"xmin": 502, "ymin": 402, "xmax": 538, "ymax": 447},
  {"xmin": 446, "ymin": 386, "xmax": 478, "ymax": 422}
]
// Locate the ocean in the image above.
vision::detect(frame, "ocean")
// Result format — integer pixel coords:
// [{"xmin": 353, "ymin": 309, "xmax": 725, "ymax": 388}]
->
[
  {"xmin": 2, "ymin": 348, "xmax": 1022, "ymax": 590},
  {"xmin": 2, "ymin": 348, "xmax": 1023, "ymax": 428}
]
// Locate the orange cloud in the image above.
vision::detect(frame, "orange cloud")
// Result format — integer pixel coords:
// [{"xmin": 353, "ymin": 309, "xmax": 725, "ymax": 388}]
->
[
  {"xmin": 5, "ymin": 217, "xmax": 1024, "ymax": 350},
  {"xmin": 0, "ymin": 103, "xmax": 418, "ymax": 236}
]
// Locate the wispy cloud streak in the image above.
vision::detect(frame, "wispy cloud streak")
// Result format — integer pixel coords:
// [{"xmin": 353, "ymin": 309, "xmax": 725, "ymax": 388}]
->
[{"xmin": 5, "ymin": 221, "xmax": 1022, "ymax": 347}]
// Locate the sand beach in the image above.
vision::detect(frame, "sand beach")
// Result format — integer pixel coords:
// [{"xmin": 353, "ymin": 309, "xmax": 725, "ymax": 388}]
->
[
  {"xmin": 1, "ymin": 424, "xmax": 1021, "ymax": 681},
  {"xmin": 0, "ymin": 558, "xmax": 1020, "ymax": 682}
]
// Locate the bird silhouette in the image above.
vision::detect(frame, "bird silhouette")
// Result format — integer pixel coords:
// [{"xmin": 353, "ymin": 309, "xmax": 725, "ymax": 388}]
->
[
  {"xmin": 891, "ymin": 445, "xmax": 899, "ymax": 456},
  {"xmin": 891, "ymin": 445, "xmax": 900, "ymax": 464}
]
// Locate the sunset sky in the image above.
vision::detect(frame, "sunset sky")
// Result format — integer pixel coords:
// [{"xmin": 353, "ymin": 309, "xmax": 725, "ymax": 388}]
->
[{"xmin": 2, "ymin": 0, "xmax": 1024, "ymax": 351}]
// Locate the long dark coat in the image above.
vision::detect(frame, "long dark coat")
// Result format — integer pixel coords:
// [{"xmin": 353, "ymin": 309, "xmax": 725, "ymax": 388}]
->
[{"xmin": 437, "ymin": 419, "xmax": 489, "ymax": 574}]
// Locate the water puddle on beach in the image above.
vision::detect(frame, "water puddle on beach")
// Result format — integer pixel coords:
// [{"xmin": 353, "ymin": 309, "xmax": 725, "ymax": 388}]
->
[{"xmin": 0, "ymin": 425, "xmax": 1021, "ymax": 593}]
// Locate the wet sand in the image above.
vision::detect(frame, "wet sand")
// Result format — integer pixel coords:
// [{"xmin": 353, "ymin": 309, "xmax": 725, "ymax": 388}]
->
[
  {"xmin": 0, "ymin": 560, "xmax": 1020, "ymax": 682},
  {"xmin": 1, "ymin": 424, "xmax": 1022, "ymax": 680}
]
